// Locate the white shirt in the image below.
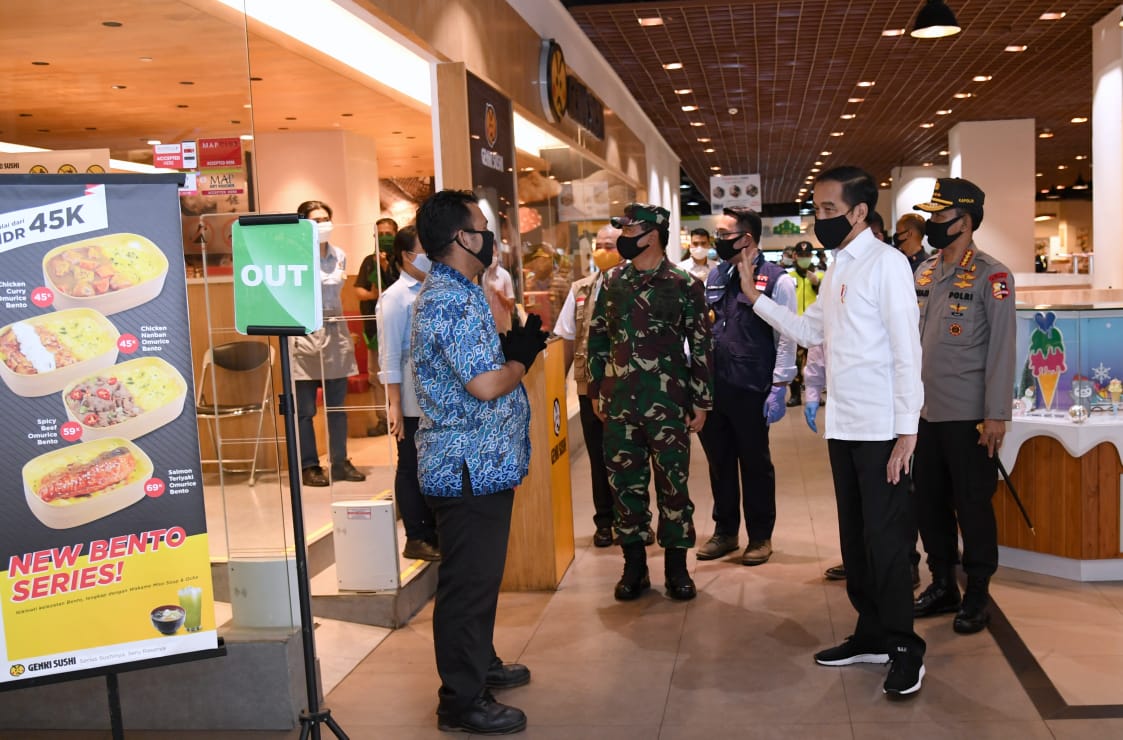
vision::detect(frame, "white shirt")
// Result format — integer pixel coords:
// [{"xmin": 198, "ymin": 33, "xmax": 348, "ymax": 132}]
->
[
  {"xmin": 482, "ymin": 264, "xmax": 515, "ymax": 334},
  {"xmin": 677, "ymin": 256, "xmax": 717, "ymax": 283},
  {"xmin": 753, "ymin": 228, "xmax": 923, "ymax": 441},
  {"xmin": 376, "ymin": 271, "xmax": 424, "ymax": 417},
  {"xmin": 553, "ymin": 274, "xmax": 605, "ymax": 340}
]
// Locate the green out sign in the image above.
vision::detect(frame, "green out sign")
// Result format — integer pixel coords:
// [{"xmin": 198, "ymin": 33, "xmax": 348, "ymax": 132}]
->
[{"xmin": 232, "ymin": 218, "xmax": 322, "ymax": 334}]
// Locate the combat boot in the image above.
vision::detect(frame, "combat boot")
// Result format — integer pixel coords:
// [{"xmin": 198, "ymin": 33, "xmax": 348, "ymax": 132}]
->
[
  {"xmin": 614, "ymin": 542, "xmax": 650, "ymax": 601},
  {"xmin": 953, "ymin": 576, "xmax": 991, "ymax": 634},
  {"xmin": 664, "ymin": 547, "xmax": 697, "ymax": 601},
  {"xmin": 913, "ymin": 571, "xmax": 961, "ymax": 617}
]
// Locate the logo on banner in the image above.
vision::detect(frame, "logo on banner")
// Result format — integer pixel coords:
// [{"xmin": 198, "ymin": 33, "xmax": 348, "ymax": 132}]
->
[{"xmin": 485, "ymin": 103, "xmax": 499, "ymax": 148}]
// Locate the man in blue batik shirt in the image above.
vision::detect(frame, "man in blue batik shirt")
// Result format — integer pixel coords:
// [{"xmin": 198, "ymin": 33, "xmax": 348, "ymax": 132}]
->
[{"xmin": 411, "ymin": 189, "xmax": 548, "ymax": 736}]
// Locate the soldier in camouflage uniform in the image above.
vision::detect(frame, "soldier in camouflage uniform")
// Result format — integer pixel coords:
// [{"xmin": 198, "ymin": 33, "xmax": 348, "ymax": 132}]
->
[{"xmin": 587, "ymin": 203, "xmax": 714, "ymax": 602}]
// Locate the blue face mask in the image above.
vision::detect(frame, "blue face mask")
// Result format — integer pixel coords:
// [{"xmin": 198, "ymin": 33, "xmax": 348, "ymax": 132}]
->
[
  {"xmin": 707, "ymin": 248, "xmax": 718, "ymax": 261},
  {"xmin": 410, "ymin": 251, "xmax": 431, "ymax": 275}
]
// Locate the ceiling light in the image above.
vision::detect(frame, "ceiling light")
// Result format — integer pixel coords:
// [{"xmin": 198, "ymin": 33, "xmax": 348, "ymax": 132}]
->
[
  {"xmin": 972, "ymin": 75, "xmax": 993, "ymax": 82},
  {"xmin": 953, "ymin": 92, "xmax": 972, "ymax": 99},
  {"xmin": 1038, "ymin": 129, "xmax": 1054, "ymax": 139},
  {"xmin": 674, "ymin": 88, "xmax": 693, "ymax": 95},
  {"xmin": 856, "ymin": 80, "xmax": 876, "ymax": 87},
  {"xmin": 1075, "ymin": 155, "xmax": 1088, "ymax": 161},
  {"xmin": 680, "ymin": 183, "xmax": 690, "ymax": 189},
  {"xmin": 1071, "ymin": 116, "xmax": 1088, "ymax": 123},
  {"xmin": 810, "ymin": 168, "xmax": 821, "ymax": 173},
  {"xmin": 662, "ymin": 62, "xmax": 683, "ymax": 70},
  {"xmin": 710, "ymin": 166, "xmax": 721, "ymax": 171},
  {"xmin": 1005, "ymin": 45, "xmax": 1028, "ymax": 52},
  {"xmin": 814, "ymin": 161, "xmax": 823, "ymax": 166},
  {"xmin": 1037, "ymin": 172, "xmax": 1043, "ymax": 177},
  {"xmin": 881, "ymin": 182, "xmax": 889, "ymax": 187},
  {"xmin": 1073, "ymin": 174, "xmax": 1090, "ymax": 190},
  {"xmin": 1057, "ymin": 164, "xmax": 1067, "ymax": 169},
  {"xmin": 820, "ymin": 151, "xmax": 832, "ymax": 156},
  {"xmin": 847, "ymin": 97, "xmax": 865, "ymax": 103},
  {"xmin": 703, "ymin": 147, "xmax": 715, "ymax": 153},
  {"xmin": 637, "ymin": 16, "xmax": 664, "ymax": 27},
  {"xmin": 936, "ymin": 109, "xmax": 951, "ymax": 115},
  {"xmin": 690, "ymin": 121, "xmax": 705, "ymax": 127},
  {"xmin": 240, "ymin": 134, "xmax": 254, "ymax": 141},
  {"xmin": 922, "ymin": 162, "xmax": 934, "ymax": 167},
  {"xmin": 681, "ymin": 105, "xmax": 699, "ymax": 112},
  {"xmin": 830, "ymin": 131, "xmax": 845, "ymax": 137},
  {"xmin": 1039, "ymin": 12, "xmax": 1066, "ymax": 21},
  {"xmin": 882, "ymin": 28, "xmax": 907, "ymax": 37},
  {"xmin": 146, "ymin": 139, "xmax": 161, "ymax": 145},
  {"xmin": 697, "ymin": 137, "xmax": 711, "ymax": 142},
  {"xmin": 840, "ymin": 113, "xmax": 856, "ymax": 120},
  {"xmin": 920, "ymin": 122, "xmax": 935, "ymax": 128},
  {"xmin": 1034, "ymin": 213, "xmax": 1056, "ymax": 221},
  {"xmin": 911, "ymin": 0, "xmax": 961, "ymax": 38},
  {"xmin": 686, "ymin": 200, "xmax": 699, "ymax": 206}
]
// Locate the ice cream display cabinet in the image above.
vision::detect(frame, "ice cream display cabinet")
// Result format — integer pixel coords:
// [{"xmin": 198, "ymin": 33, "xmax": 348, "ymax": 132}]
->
[{"xmin": 996, "ymin": 304, "xmax": 1123, "ymax": 579}]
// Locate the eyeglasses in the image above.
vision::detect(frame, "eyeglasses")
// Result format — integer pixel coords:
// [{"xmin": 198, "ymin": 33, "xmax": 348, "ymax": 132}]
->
[{"xmin": 714, "ymin": 230, "xmax": 747, "ymax": 240}]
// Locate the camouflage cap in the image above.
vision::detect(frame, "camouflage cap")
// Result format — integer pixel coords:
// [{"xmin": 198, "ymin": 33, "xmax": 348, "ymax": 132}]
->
[{"xmin": 611, "ymin": 202, "xmax": 670, "ymax": 229}]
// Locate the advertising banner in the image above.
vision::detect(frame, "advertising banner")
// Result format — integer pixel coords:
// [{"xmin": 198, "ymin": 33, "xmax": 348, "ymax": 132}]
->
[
  {"xmin": 0, "ymin": 149, "xmax": 110, "ymax": 176},
  {"xmin": 0, "ymin": 174, "xmax": 217, "ymax": 686},
  {"xmin": 709, "ymin": 174, "xmax": 763, "ymax": 214}
]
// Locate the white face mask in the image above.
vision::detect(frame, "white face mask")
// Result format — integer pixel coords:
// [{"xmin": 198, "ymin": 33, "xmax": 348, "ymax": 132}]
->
[
  {"xmin": 316, "ymin": 220, "xmax": 334, "ymax": 244},
  {"xmin": 689, "ymin": 246, "xmax": 710, "ymax": 260},
  {"xmin": 409, "ymin": 251, "xmax": 431, "ymax": 275}
]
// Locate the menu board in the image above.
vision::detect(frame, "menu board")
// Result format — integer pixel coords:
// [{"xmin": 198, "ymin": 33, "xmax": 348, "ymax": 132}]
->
[{"xmin": 0, "ymin": 174, "xmax": 217, "ymax": 686}]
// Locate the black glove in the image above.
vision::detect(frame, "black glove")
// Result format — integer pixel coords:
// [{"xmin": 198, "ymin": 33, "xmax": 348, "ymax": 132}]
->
[{"xmin": 504, "ymin": 313, "xmax": 549, "ymax": 371}]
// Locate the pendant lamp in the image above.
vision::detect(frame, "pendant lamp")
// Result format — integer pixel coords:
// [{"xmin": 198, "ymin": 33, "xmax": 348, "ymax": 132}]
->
[{"xmin": 911, "ymin": 0, "xmax": 961, "ymax": 38}]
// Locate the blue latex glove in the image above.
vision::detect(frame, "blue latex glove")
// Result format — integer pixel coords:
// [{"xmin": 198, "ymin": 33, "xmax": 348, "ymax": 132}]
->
[
  {"xmin": 804, "ymin": 400, "xmax": 820, "ymax": 432},
  {"xmin": 764, "ymin": 386, "xmax": 787, "ymax": 425}
]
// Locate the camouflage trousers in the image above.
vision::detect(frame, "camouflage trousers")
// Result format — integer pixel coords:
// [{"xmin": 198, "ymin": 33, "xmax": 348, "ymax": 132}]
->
[{"xmin": 603, "ymin": 415, "xmax": 695, "ymax": 548}]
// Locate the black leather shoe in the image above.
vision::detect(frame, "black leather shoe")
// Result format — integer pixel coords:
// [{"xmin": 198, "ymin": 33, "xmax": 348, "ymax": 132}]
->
[
  {"xmin": 664, "ymin": 547, "xmax": 697, "ymax": 601},
  {"xmin": 824, "ymin": 564, "xmax": 846, "ymax": 581},
  {"xmin": 301, "ymin": 466, "xmax": 329, "ymax": 487},
  {"xmin": 593, "ymin": 527, "xmax": 614, "ymax": 548},
  {"xmin": 331, "ymin": 459, "xmax": 367, "ymax": 482},
  {"xmin": 486, "ymin": 658, "xmax": 530, "ymax": 689},
  {"xmin": 437, "ymin": 695, "xmax": 526, "ymax": 735},
  {"xmin": 953, "ymin": 577, "xmax": 991, "ymax": 634},
  {"xmin": 402, "ymin": 539, "xmax": 441, "ymax": 561},
  {"xmin": 913, "ymin": 579, "xmax": 961, "ymax": 618}
]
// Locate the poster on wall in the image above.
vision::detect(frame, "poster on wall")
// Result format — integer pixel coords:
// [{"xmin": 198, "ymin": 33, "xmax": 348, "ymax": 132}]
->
[
  {"xmin": 0, "ymin": 174, "xmax": 217, "ymax": 686},
  {"xmin": 709, "ymin": 173, "xmax": 763, "ymax": 214},
  {"xmin": 0, "ymin": 149, "xmax": 110, "ymax": 175}
]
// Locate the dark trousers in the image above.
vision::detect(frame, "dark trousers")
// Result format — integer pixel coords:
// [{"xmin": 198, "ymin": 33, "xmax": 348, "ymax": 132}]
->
[
  {"xmin": 791, "ymin": 346, "xmax": 807, "ymax": 397},
  {"xmin": 914, "ymin": 418, "xmax": 998, "ymax": 581},
  {"xmin": 828, "ymin": 439, "xmax": 925, "ymax": 656},
  {"xmin": 295, "ymin": 377, "xmax": 348, "ymax": 469},
  {"xmin": 396, "ymin": 416, "xmax": 436, "ymax": 543},
  {"xmin": 698, "ymin": 387, "xmax": 775, "ymax": 541},
  {"xmin": 427, "ymin": 475, "xmax": 514, "ymax": 716},
  {"xmin": 578, "ymin": 394, "xmax": 615, "ymax": 530}
]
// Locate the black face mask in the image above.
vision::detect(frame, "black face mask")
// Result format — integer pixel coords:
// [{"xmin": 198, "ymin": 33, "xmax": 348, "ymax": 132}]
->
[
  {"xmin": 616, "ymin": 229, "xmax": 652, "ymax": 260},
  {"xmin": 458, "ymin": 229, "xmax": 495, "ymax": 267},
  {"xmin": 891, "ymin": 232, "xmax": 906, "ymax": 248},
  {"xmin": 924, "ymin": 215, "xmax": 964, "ymax": 250},
  {"xmin": 713, "ymin": 233, "xmax": 745, "ymax": 261},
  {"xmin": 813, "ymin": 210, "xmax": 856, "ymax": 250}
]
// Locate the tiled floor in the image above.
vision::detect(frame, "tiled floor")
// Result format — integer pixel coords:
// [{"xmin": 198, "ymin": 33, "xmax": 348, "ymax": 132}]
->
[{"xmin": 6, "ymin": 402, "xmax": 1123, "ymax": 738}]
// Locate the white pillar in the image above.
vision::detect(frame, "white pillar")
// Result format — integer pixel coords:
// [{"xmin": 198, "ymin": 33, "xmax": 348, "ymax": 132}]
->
[
  {"xmin": 1092, "ymin": 6, "xmax": 1123, "ymax": 290},
  {"xmin": 948, "ymin": 120, "xmax": 1035, "ymax": 273},
  {"xmin": 889, "ymin": 165, "xmax": 948, "ymax": 227}
]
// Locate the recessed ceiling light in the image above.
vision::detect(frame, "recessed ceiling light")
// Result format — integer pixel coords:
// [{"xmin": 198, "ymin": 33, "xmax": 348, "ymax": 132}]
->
[
  {"xmin": 814, "ymin": 161, "xmax": 823, "ymax": 166},
  {"xmin": 703, "ymin": 147, "xmax": 715, "ymax": 153},
  {"xmin": 680, "ymin": 183, "xmax": 691, "ymax": 189},
  {"xmin": 31, "ymin": 61, "xmax": 50, "ymax": 66},
  {"xmin": 146, "ymin": 139, "xmax": 161, "ymax": 145},
  {"xmin": 1058, "ymin": 164, "xmax": 1068, "ymax": 169},
  {"xmin": 847, "ymin": 97, "xmax": 865, "ymax": 103},
  {"xmin": 840, "ymin": 113, "xmax": 856, "ymax": 120},
  {"xmin": 1071, "ymin": 116, "xmax": 1088, "ymax": 123},
  {"xmin": 690, "ymin": 121, "xmax": 705, "ymax": 127},
  {"xmin": 179, "ymin": 80, "xmax": 195, "ymax": 85},
  {"xmin": 939, "ymin": 149, "xmax": 949, "ymax": 155},
  {"xmin": 662, "ymin": 62, "xmax": 683, "ymax": 70},
  {"xmin": 1039, "ymin": 12, "xmax": 1066, "ymax": 21},
  {"xmin": 936, "ymin": 109, "xmax": 952, "ymax": 115},
  {"xmin": 810, "ymin": 168, "xmax": 821, "ymax": 173},
  {"xmin": 1005, "ymin": 45, "xmax": 1028, "ymax": 52},
  {"xmin": 880, "ymin": 182, "xmax": 889, "ymax": 187},
  {"xmin": 681, "ymin": 105, "xmax": 699, "ymax": 112},
  {"xmin": 1038, "ymin": 129, "xmax": 1054, "ymax": 138},
  {"xmin": 881, "ymin": 28, "xmax": 906, "ymax": 37},
  {"xmin": 686, "ymin": 201, "xmax": 700, "ymax": 206},
  {"xmin": 829, "ymin": 131, "xmax": 845, "ymax": 137},
  {"xmin": 697, "ymin": 137, "xmax": 711, "ymax": 143},
  {"xmin": 1075, "ymin": 154, "xmax": 1088, "ymax": 160},
  {"xmin": 922, "ymin": 162, "xmax": 933, "ymax": 167},
  {"xmin": 101, "ymin": 20, "xmax": 123, "ymax": 27},
  {"xmin": 820, "ymin": 151, "xmax": 832, "ymax": 156},
  {"xmin": 953, "ymin": 92, "xmax": 973, "ymax": 99},
  {"xmin": 243, "ymin": 103, "xmax": 252, "ymax": 109},
  {"xmin": 1036, "ymin": 172, "xmax": 1043, "ymax": 177},
  {"xmin": 638, "ymin": 16, "xmax": 664, "ymax": 27},
  {"xmin": 710, "ymin": 166, "xmax": 721, "ymax": 171},
  {"xmin": 674, "ymin": 88, "xmax": 693, "ymax": 95},
  {"xmin": 972, "ymin": 75, "xmax": 993, "ymax": 82},
  {"xmin": 138, "ymin": 56, "xmax": 152, "ymax": 62},
  {"xmin": 1040, "ymin": 188, "xmax": 1050, "ymax": 194},
  {"xmin": 920, "ymin": 122, "xmax": 935, "ymax": 128},
  {"xmin": 240, "ymin": 134, "xmax": 254, "ymax": 141},
  {"xmin": 856, "ymin": 80, "xmax": 876, "ymax": 87}
]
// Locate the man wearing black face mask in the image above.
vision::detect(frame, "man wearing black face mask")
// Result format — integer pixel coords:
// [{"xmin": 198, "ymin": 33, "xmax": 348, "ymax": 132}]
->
[
  {"xmin": 587, "ymin": 202, "xmax": 713, "ymax": 603},
  {"xmin": 695, "ymin": 207, "xmax": 796, "ymax": 567},
  {"xmin": 738, "ymin": 166, "xmax": 927, "ymax": 699},
  {"xmin": 911, "ymin": 178, "xmax": 1015, "ymax": 636},
  {"xmin": 893, "ymin": 214, "xmax": 928, "ymax": 273}
]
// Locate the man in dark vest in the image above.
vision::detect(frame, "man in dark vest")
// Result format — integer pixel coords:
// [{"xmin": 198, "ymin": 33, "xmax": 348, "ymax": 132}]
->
[{"xmin": 696, "ymin": 206, "xmax": 797, "ymax": 566}]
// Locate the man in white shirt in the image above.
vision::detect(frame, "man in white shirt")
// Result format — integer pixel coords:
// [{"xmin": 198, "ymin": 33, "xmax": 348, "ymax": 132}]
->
[
  {"xmin": 482, "ymin": 253, "xmax": 516, "ymax": 334},
  {"xmin": 676, "ymin": 227, "xmax": 718, "ymax": 282},
  {"xmin": 738, "ymin": 166, "xmax": 927, "ymax": 699}
]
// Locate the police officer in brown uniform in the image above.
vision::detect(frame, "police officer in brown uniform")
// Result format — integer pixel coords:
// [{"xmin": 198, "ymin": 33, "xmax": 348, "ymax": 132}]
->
[{"xmin": 910, "ymin": 178, "xmax": 1016, "ymax": 634}]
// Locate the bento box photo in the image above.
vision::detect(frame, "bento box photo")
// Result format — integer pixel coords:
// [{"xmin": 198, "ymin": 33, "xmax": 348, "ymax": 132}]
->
[
  {"xmin": 61, "ymin": 357, "xmax": 188, "ymax": 441},
  {"xmin": 42, "ymin": 233, "xmax": 169, "ymax": 315},
  {"xmin": 0, "ymin": 308, "xmax": 120, "ymax": 397},
  {"xmin": 23, "ymin": 438, "xmax": 154, "ymax": 529}
]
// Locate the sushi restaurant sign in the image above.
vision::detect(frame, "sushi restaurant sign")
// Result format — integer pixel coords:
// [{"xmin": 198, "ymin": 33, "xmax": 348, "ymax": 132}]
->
[{"xmin": 0, "ymin": 174, "xmax": 218, "ymax": 687}]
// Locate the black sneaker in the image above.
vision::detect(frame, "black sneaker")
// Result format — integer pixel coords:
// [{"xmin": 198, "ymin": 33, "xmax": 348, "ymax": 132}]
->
[
  {"xmin": 883, "ymin": 646, "xmax": 925, "ymax": 697},
  {"xmin": 814, "ymin": 636, "xmax": 889, "ymax": 666}
]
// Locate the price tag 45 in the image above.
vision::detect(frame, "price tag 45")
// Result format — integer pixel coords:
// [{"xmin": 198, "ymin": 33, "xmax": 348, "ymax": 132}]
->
[
  {"xmin": 117, "ymin": 334, "xmax": 139, "ymax": 354},
  {"xmin": 31, "ymin": 286, "xmax": 54, "ymax": 308}
]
